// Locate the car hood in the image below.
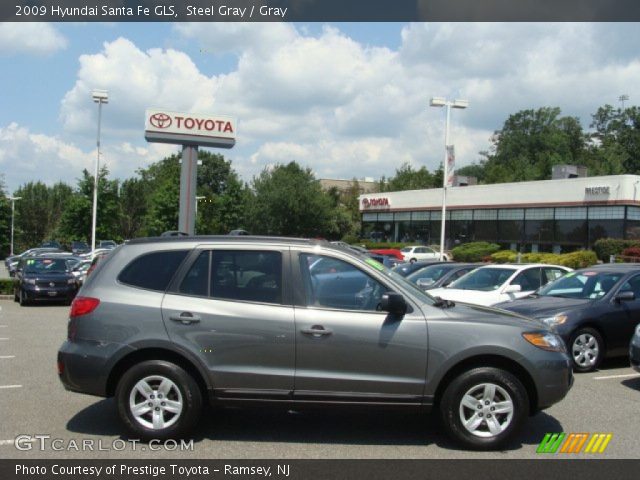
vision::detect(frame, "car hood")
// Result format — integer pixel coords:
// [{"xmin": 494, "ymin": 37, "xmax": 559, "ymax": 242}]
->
[
  {"xmin": 426, "ymin": 300, "xmax": 547, "ymax": 330},
  {"xmin": 495, "ymin": 296, "xmax": 591, "ymax": 318},
  {"xmin": 429, "ymin": 287, "xmax": 495, "ymax": 302}
]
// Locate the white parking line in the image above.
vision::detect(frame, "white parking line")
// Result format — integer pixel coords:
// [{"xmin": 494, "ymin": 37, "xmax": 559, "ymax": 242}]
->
[
  {"xmin": 0, "ymin": 338, "xmax": 8, "ymax": 340},
  {"xmin": 0, "ymin": 325, "xmax": 8, "ymax": 328},
  {"xmin": 0, "ymin": 385, "xmax": 22, "ymax": 389},
  {"xmin": 0, "ymin": 439, "xmax": 14, "ymax": 446},
  {"xmin": 593, "ymin": 373, "xmax": 640, "ymax": 380},
  {"xmin": 0, "ymin": 356, "xmax": 15, "ymax": 359}
]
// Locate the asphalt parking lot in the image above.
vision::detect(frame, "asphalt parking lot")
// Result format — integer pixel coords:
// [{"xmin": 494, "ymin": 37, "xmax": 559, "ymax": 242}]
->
[{"xmin": 0, "ymin": 300, "xmax": 638, "ymax": 460}]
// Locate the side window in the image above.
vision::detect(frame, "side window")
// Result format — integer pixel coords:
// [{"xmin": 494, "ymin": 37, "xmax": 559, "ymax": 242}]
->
[
  {"xmin": 300, "ymin": 254, "xmax": 386, "ymax": 311},
  {"xmin": 543, "ymin": 267, "xmax": 566, "ymax": 285},
  {"xmin": 618, "ymin": 275, "xmax": 640, "ymax": 298},
  {"xmin": 179, "ymin": 251, "xmax": 210, "ymax": 297},
  {"xmin": 211, "ymin": 251, "xmax": 282, "ymax": 305},
  {"xmin": 511, "ymin": 268, "xmax": 542, "ymax": 291},
  {"xmin": 118, "ymin": 250, "xmax": 189, "ymax": 291}
]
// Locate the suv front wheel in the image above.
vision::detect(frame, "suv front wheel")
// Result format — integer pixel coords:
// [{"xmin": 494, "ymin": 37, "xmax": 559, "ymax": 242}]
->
[
  {"xmin": 116, "ymin": 360, "xmax": 202, "ymax": 441},
  {"xmin": 439, "ymin": 367, "xmax": 529, "ymax": 450}
]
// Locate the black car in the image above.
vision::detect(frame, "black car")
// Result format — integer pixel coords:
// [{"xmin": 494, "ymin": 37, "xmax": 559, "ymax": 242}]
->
[
  {"xmin": 41, "ymin": 240, "xmax": 62, "ymax": 249},
  {"xmin": 631, "ymin": 324, "xmax": 640, "ymax": 373},
  {"xmin": 71, "ymin": 241, "xmax": 90, "ymax": 255},
  {"xmin": 407, "ymin": 263, "xmax": 479, "ymax": 290},
  {"xmin": 7, "ymin": 247, "xmax": 63, "ymax": 276},
  {"xmin": 496, "ymin": 264, "xmax": 640, "ymax": 372},
  {"xmin": 14, "ymin": 256, "xmax": 79, "ymax": 306},
  {"xmin": 392, "ymin": 260, "xmax": 449, "ymax": 277}
]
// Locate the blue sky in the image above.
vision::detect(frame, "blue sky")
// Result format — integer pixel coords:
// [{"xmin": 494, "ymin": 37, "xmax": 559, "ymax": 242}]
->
[{"xmin": 1, "ymin": 22, "xmax": 639, "ymax": 194}]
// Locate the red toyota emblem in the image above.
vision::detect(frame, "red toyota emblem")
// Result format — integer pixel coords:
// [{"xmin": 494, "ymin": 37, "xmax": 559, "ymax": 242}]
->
[
  {"xmin": 149, "ymin": 113, "xmax": 172, "ymax": 129},
  {"xmin": 362, "ymin": 198, "xmax": 370, "ymax": 207}
]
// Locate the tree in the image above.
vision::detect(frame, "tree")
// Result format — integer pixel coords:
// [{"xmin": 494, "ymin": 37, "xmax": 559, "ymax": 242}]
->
[
  {"xmin": 13, "ymin": 181, "xmax": 54, "ymax": 250},
  {"xmin": 589, "ymin": 104, "xmax": 640, "ymax": 173},
  {"xmin": 0, "ymin": 175, "xmax": 11, "ymax": 257},
  {"xmin": 246, "ymin": 162, "xmax": 337, "ymax": 237},
  {"xmin": 380, "ymin": 163, "xmax": 439, "ymax": 192}
]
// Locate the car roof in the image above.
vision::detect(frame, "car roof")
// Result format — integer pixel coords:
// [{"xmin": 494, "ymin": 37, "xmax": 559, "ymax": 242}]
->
[
  {"xmin": 573, "ymin": 263, "xmax": 640, "ymax": 273},
  {"xmin": 127, "ymin": 235, "xmax": 326, "ymax": 248}
]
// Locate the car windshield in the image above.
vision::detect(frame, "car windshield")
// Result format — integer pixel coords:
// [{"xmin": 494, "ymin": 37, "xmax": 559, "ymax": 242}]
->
[
  {"xmin": 448, "ymin": 267, "xmax": 515, "ymax": 291},
  {"xmin": 23, "ymin": 258, "xmax": 69, "ymax": 274},
  {"xmin": 407, "ymin": 264, "xmax": 456, "ymax": 286},
  {"xmin": 538, "ymin": 271, "xmax": 624, "ymax": 299}
]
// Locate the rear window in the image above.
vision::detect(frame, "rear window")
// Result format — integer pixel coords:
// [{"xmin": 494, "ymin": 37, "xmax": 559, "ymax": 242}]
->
[{"xmin": 118, "ymin": 250, "xmax": 189, "ymax": 292}]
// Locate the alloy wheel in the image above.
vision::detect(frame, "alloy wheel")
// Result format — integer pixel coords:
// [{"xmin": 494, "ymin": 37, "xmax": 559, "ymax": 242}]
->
[
  {"xmin": 458, "ymin": 383, "xmax": 514, "ymax": 438},
  {"xmin": 128, "ymin": 375, "xmax": 183, "ymax": 430}
]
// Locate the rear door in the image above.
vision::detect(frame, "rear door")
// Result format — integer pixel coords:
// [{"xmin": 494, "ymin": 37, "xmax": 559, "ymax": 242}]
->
[
  {"xmin": 161, "ymin": 245, "xmax": 295, "ymax": 398},
  {"xmin": 605, "ymin": 273, "xmax": 640, "ymax": 355},
  {"xmin": 292, "ymin": 250, "xmax": 428, "ymax": 403}
]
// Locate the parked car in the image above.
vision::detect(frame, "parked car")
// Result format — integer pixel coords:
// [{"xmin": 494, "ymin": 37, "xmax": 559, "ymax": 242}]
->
[
  {"xmin": 14, "ymin": 256, "xmax": 79, "ymax": 306},
  {"xmin": 41, "ymin": 240, "xmax": 62, "ymax": 249},
  {"xmin": 631, "ymin": 323, "xmax": 640, "ymax": 373},
  {"xmin": 8, "ymin": 247, "xmax": 63, "ymax": 276},
  {"xmin": 71, "ymin": 259, "xmax": 92, "ymax": 285},
  {"xmin": 429, "ymin": 264, "xmax": 571, "ymax": 307},
  {"xmin": 71, "ymin": 241, "xmax": 90, "ymax": 255},
  {"xmin": 401, "ymin": 245, "xmax": 449, "ymax": 262},
  {"xmin": 496, "ymin": 264, "xmax": 640, "ymax": 372},
  {"xmin": 58, "ymin": 236, "xmax": 572, "ymax": 450},
  {"xmin": 392, "ymin": 260, "xmax": 449, "ymax": 277},
  {"xmin": 86, "ymin": 252, "xmax": 110, "ymax": 277},
  {"xmin": 368, "ymin": 253, "xmax": 405, "ymax": 269},
  {"xmin": 98, "ymin": 240, "xmax": 117, "ymax": 249},
  {"xmin": 228, "ymin": 229, "xmax": 249, "ymax": 236},
  {"xmin": 161, "ymin": 231, "xmax": 189, "ymax": 237},
  {"xmin": 369, "ymin": 248, "xmax": 404, "ymax": 260},
  {"xmin": 408, "ymin": 263, "xmax": 480, "ymax": 291}
]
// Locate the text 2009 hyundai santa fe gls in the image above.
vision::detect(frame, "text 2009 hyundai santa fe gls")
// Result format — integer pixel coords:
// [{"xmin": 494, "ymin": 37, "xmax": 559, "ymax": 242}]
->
[{"xmin": 58, "ymin": 237, "xmax": 573, "ymax": 450}]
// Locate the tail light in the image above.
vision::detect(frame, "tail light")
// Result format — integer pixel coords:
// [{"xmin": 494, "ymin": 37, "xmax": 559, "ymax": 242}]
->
[{"xmin": 70, "ymin": 296, "xmax": 100, "ymax": 318}]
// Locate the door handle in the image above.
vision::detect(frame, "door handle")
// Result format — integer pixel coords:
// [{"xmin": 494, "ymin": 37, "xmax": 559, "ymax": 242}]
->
[
  {"xmin": 169, "ymin": 312, "xmax": 201, "ymax": 325},
  {"xmin": 300, "ymin": 325, "xmax": 333, "ymax": 337}
]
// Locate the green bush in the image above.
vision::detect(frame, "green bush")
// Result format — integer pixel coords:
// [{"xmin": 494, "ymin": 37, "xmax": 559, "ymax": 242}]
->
[
  {"xmin": 490, "ymin": 250, "xmax": 518, "ymax": 263},
  {"xmin": 556, "ymin": 250, "xmax": 598, "ymax": 269},
  {"xmin": 0, "ymin": 279, "xmax": 17, "ymax": 295},
  {"xmin": 359, "ymin": 241, "xmax": 409, "ymax": 250},
  {"xmin": 593, "ymin": 238, "xmax": 640, "ymax": 261},
  {"xmin": 451, "ymin": 242, "xmax": 501, "ymax": 262},
  {"xmin": 341, "ymin": 234, "xmax": 360, "ymax": 245}
]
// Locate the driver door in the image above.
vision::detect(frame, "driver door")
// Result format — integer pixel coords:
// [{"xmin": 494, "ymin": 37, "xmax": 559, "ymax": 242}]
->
[{"xmin": 292, "ymin": 252, "xmax": 428, "ymax": 402}]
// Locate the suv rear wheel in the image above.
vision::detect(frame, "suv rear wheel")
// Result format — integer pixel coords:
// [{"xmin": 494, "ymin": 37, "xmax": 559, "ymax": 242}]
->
[
  {"xmin": 115, "ymin": 360, "xmax": 202, "ymax": 441},
  {"xmin": 439, "ymin": 367, "xmax": 528, "ymax": 450}
]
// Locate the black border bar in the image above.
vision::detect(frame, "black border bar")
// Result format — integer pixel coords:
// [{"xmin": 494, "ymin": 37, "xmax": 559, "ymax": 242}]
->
[{"xmin": 3, "ymin": 0, "xmax": 640, "ymax": 22}]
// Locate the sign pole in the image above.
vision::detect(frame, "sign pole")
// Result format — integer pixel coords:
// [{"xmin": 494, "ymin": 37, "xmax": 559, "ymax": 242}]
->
[{"xmin": 179, "ymin": 145, "xmax": 199, "ymax": 235}]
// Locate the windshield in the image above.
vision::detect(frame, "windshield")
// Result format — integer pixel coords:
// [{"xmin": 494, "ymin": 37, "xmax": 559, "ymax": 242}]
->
[
  {"xmin": 538, "ymin": 271, "xmax": 624, "ymax": 299},
  {"xmin": 23, "ymin": 258, "xmax": 69, "ymax": 274},
  {"xmin": 407, "ymin": 264, "xmax": 456, "ymax": 286},
  {"xmin": 448, "ymin": 267, "xmax": 515, "ymax": 291}
]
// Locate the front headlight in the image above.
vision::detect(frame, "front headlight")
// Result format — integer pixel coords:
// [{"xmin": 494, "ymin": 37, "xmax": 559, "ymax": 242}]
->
[
  {"xmin": 67, "ymin": 278, "xmax": 76, "ymax": 285},
  {"xmin": 24, "ymin": 278, "xmax": 36, "ymax": 285},
  {"xmin": 523, "ymin": 332, "xmax": 566, "ymax": 352},
  {"xmin": 540, "ymin": 314, "xmax": 568, "ymax": 327}
]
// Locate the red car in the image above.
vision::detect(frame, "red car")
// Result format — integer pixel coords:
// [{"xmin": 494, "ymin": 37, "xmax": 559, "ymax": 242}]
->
[{"xmin": 369, "ymin": 248, "xmax": 404, "ymax": 260}]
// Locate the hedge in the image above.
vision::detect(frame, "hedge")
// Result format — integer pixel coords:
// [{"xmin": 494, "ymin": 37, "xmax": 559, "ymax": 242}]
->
[
  {"xmin": 0, "ymin": 279, "xmax": 16, "ymax": 295},
  {"xmin": 451, "ymin": 242, "xmax": 501, "ymax": 262},
  {"xmin": 489, "ymin": 250, "xmax": 598, "ymax": 269},
  {"xmin": 593, "ymin": 238, "xmax": 640, "ymax": 261}
]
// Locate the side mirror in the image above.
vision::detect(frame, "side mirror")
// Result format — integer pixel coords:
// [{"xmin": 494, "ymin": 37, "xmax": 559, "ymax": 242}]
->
[
  {"xmin": 417, "ymin": 278, "xmax": 435, "ymax": 289},
  {"xmin": 615, "ymin": 291, "xmax": 635, "ymax": 302},
  {"xmin": 503, "ymin": 284, "xmax": 522, "ymax": 294},
  {"xmin": 380, "ymin": 292, "xmax": 407, "ymax": 315}
]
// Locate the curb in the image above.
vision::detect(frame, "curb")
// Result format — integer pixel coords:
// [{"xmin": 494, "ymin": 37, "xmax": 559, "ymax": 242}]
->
[{"xmin": 0, "ymin": 295, "xmax": 14, "ymax": 300}]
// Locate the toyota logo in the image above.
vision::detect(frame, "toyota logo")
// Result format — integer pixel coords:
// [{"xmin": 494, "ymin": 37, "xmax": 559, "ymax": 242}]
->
[
  {"xmin": 49, "ymin": 282, "xmax": 55, "ymax": 287},
  {"xmin": 362, "ymin": 198, "xmax": 370, "ymax": 208},
  {"xmin": 149, "ymin": 113, "xmax": 172, "ymax": 129}
]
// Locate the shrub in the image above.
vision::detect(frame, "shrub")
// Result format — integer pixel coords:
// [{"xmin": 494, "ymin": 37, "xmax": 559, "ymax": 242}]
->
[
  {"xmin": 490, "ymin": 250, "xmax": 518, "ymax": 263},
  {"xmin": 593, "ymin": 238, "xmax": 640, "ymax": 261},
  {"xmin": 0, "ymin": 279, "xmax": 17, "ymax": 295},
  {"xmin": 621, "ymin": 247, "xmax": 640, "ymax": 258},
  {"xmin": 451, "ymin": 242, "xmax": 501, "ymax": 262},
  {"xmin": 341, "ymin": 234, "xmax": 360, "ymax": 245},
  {"xmin": 556, "ymin": 250, "xmax": 598, "ymax": 269}
]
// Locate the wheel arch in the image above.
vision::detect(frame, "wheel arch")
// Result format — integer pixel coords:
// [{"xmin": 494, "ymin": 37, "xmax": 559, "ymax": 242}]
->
[{"xmin": 433, "ymin": 354, "xmax": 538, "ymax": 415}]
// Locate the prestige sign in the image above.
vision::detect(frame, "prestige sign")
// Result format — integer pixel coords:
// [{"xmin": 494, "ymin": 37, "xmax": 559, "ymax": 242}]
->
[{"xmin": 144, "ymin": 109, "xmax": 236, "ymax": 148}]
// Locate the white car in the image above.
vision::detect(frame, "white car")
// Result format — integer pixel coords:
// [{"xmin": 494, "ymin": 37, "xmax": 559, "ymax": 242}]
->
[
  {"xmin": 429, "ymin": 263, "xmax": 571, "ymax": 306},
  {"xmin": 400, "ymin": 246, "xmax": 449, "ymax": 262}
]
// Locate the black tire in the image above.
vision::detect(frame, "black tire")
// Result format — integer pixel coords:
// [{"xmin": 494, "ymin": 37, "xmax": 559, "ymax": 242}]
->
[
  {"xmin": 115, "ymin": 360, "xmax": 203, "ymax": 442},
  {"xmin": 18, "ymin": 289, "xmax": 29, "ymax": 306},
  {"xmin": 569, "ymin": 327, "xmax": 604, "ymax": 373},
  {"xmin": 13, "ymin": 290, "xmax": 18, "ymax": 302},
  {"xmin": 439, "ymin": 367, "xmax": 529, "ymax": 450}
]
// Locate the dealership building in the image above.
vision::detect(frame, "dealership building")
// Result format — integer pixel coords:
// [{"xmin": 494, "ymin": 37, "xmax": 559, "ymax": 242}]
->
[{"xmin": 359, "ymin": 174, "xmax": 640, "ymax": 253}]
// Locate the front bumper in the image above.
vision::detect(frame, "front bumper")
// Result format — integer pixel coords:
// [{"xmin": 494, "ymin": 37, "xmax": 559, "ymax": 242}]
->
[
  {"xmin": 533, "ymin": 353, "xmax": 574, "ymax": 410},
  {"xmin": 22, "ymin": 283, "xmax": 78, "ymax": 301}
]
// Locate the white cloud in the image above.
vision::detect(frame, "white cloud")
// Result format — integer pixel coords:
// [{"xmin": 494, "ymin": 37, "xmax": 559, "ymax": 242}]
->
[{"xmin": 0, "ymin": 23, "xmax": 67, "ymax": 55}]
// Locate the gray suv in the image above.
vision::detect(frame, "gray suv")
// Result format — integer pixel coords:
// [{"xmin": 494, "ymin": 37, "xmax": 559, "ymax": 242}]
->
[{"xmin": 58, "ymin": 237, "xmax": 572, "ymax": 450}]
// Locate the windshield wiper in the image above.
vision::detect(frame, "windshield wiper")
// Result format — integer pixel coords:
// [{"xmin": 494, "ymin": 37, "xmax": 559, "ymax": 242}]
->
[{"xmin": 433, "ymin": 296, "xmax": 455, "ymax": 308}]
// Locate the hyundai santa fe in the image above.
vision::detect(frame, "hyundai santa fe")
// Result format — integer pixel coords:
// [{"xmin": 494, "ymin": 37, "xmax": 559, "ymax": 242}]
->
[{"xmin": 57, "ymin": 236, "xmax": 572, "ymax": 450}]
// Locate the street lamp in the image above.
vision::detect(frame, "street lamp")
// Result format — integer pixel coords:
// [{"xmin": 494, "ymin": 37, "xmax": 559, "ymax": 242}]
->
[
  {"xmin": 8, "ymin": 196, "xmax": 21, "ymax": 255},
  {"xmin": 430, "ymin": 96, "xmax": 468, "ymax": 261},
  {"xmin": 91, "ymin": 89, "xmax": 108, "ymax": 252}
]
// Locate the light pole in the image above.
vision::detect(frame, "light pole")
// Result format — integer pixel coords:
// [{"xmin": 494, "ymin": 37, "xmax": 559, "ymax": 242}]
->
[
  {"xmin": 430, "ymin": 96, "xmax": 468, "ymax": 260},
  {"xmin": 8, "ymin": 196, "xmax": 21, "ymax": 255},
  {"xmin": 91, "ymin": 89, "xmax": 108, "ymax": 252}
]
